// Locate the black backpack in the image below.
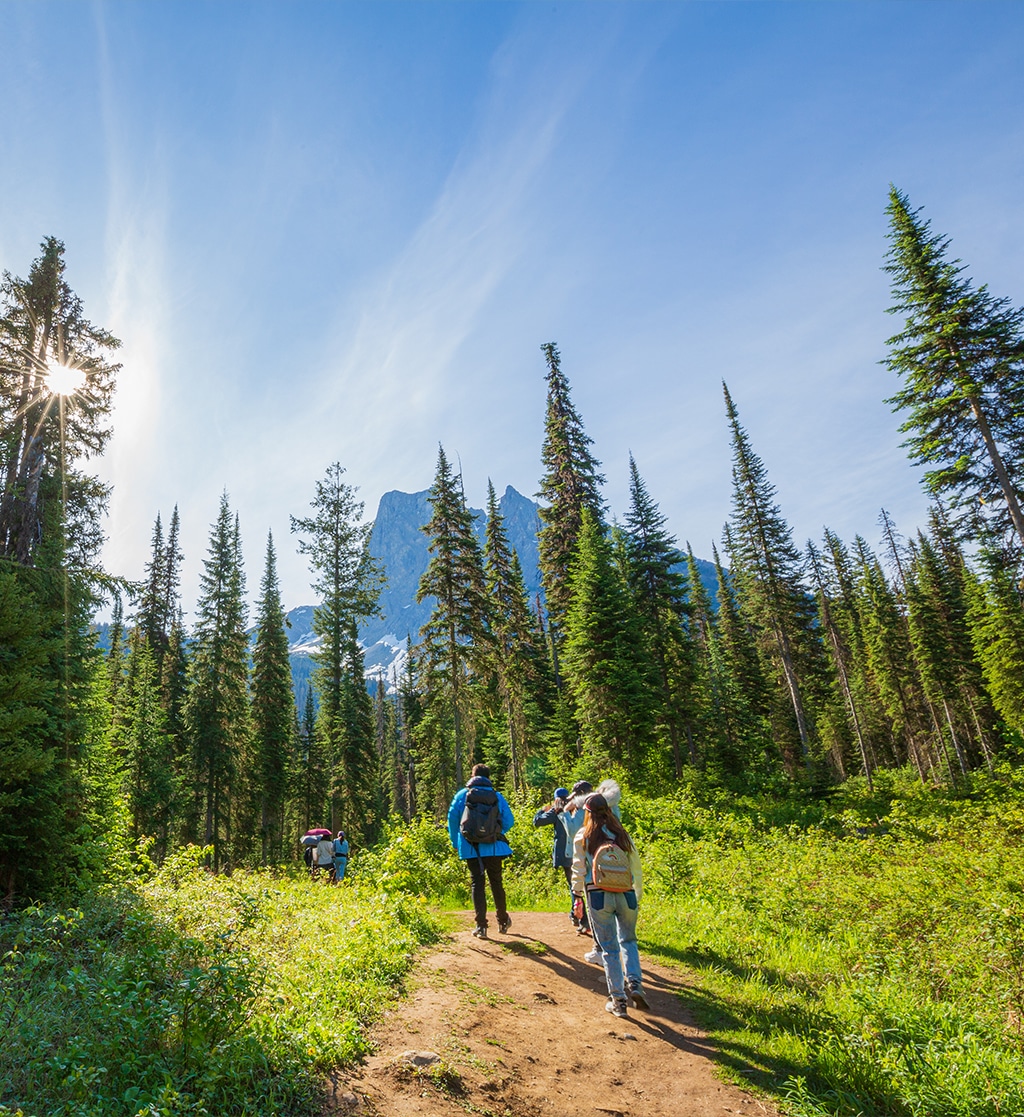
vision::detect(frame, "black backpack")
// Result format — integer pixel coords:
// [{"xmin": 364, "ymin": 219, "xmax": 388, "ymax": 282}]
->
[{"xmin": 460, "ymin": 786, "xmax": 502, "ymax": 845}]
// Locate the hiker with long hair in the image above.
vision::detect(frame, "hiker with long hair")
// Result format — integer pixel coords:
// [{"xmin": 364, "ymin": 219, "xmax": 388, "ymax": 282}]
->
[{"xmin": 570, "ymin": 792, "xmax": 648, "ymax": 1019}]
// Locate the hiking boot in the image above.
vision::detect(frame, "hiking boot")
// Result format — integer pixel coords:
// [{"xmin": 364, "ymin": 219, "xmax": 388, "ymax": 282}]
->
[
  {"xmin": 605, "ymin": 997, "xmax": 629, "ymax": 1019},
  {"xmin": 472, "ymin": 925, "xmax": 488, "ymax": 939},
  {"xmin": 584, "ymin": 948, "xmax": 602, "ymax": 964},
  {"xmin": 498, "ymin": 915, "xmax": 512, "ymax": 934},
  {"xmin": 627, "ymin": 980, "xmax": 650, "ymax": 1011}
]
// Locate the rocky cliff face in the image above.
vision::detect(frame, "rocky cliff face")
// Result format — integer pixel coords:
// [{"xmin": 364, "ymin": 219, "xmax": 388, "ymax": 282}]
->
[{"xmin": 357, "ymin": 485, "xmax": 542, "ymax": 651}]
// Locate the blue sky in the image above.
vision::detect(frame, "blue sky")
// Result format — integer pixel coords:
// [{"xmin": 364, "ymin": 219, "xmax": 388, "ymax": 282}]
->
[{"xmin": 2, "ymin": 2, "xmax": 1023, "ymax": 618}]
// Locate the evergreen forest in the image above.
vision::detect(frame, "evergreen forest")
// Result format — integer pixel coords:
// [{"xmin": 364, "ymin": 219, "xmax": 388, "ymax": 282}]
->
[{"xmin": 4, "ymin": 188, "xmax": 1024, "ymax": 1117}]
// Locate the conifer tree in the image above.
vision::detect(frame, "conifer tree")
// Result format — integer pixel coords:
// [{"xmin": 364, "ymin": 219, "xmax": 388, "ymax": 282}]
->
[
  {"xmin": 136, "ymin": 507, "xmax": 184, "ymax": 668},
  {"xmin": 562, "ymin": 508, "xmax": 654, "ymax": 773},
  {"xmin": 291, "ymin": 462, "xmax": 383, "ymax": 837},
  {"xmin": 624, "ymin": 455, "xmax": 692, "ymax": 777},
  {"xmin": 395, "ymin": 638, "xmax": 421, "ymax": 819},
  {"xmin": 106, "ymin": 596, "xmax": 126, "ymax": 702},
  {"xmin": 807, "ymin": 539, "xmax": 874, "ymax": 788},
  {"xmin": 0, "ymin": 237, "xmax": 120, "ymax": 565},
  {"xmin": 853, "ymin": 536, "xmax": 933, "ymax": 780},
  {"xmin": 416, "ymin": 445, "xmax": 491, "ymax": 802},
  {"xmin": 905, "ymin": 527, "xmax": 995, "ymax": 774},
  {"xmin": 183, "ymin": 493, "xmax": 250, "ymax": 870},
  {"xmin": 373, "ymin": 671, "xmax": 398, "ymax": 819},
  {"xmin": 0, "ymin": 239, "xmax": 122, "ymax": 900},
  {"xmin": 967, "ymin": 542, "xmax": 1024, "ymax": 741},
  {"xmin": 537, "ymin": 343, "xmax": 605, "ymax": 648},
  {"xmin": 483, "ymin": 480, "xmax": 542, "ymax": 792},
  {"xmin": 709, "ymin": 541, "xmax": 772, "ymax": 775},
  {"xmin": 723, "ymin": 384, "xmax": 820, "ymax": 768},
  {"xmin": 250, "ymin": 532, "xmax": 296, "ymax": 864},
  {"xmin": 0, "ymin": 569, "xmax": 53, "ymax": 901},
  {"xmin": 115, "ymin": 629, "xmax": 174, "ymax": 853},
  {"xmin": 341, "ymin": 630, "xmax": 378, "ymax": 840},
  {"xmin": 884, "ymin": 187, "xmax": 1024, "ymax": 545},
  {"xmin": 294, "ymin": 684, "xmax": 328, "ymax": 835}
]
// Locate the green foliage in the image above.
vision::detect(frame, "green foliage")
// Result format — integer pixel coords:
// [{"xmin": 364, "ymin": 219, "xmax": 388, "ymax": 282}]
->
[
  {"xmin": 634, "ymin": 772, "xmax": 1024, "ymax": 1117},
  {"xmin": 884, "ymin": 187, "xmax": 1024, "ymax": 546},
  {"xmin": 291, "ymin": 462, "xmax": 384, "ymax": 843},
  {"xmin": 0, "ymin": 849, "xmax": 441, "ymax": 1116}
]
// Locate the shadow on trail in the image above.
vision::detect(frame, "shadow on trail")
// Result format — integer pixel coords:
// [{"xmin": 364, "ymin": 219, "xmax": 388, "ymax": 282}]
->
[
  {"xmin": 494, "ymin": 931, "xmax": 732, "ymax": 1066},
  {"xmin": 502, "ymin": 926, "xmax": 812, "ymax": 1097}
]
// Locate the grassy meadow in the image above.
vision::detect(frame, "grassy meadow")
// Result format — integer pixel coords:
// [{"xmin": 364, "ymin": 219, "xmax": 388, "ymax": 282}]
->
[{"xmin": 4, "ymin": 770, "xmax": 1024, "ymax": 1116}]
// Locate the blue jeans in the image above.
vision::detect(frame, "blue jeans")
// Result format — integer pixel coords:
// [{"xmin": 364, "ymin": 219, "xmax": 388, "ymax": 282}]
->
[
  {"xmin": 587, "ymin": 889, "xmax": 641, "ymax": 999},
  {"xmin": 334, "ymin": 857, "xmax": 347, "ymax": 881}
]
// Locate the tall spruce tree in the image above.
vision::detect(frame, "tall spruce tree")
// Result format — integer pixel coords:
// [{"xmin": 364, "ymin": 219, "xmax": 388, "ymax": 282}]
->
[
  {"xmin": 723, "ymin": 384, "xmax": 820, "ymax": 769},
  {"xmin": 483, "ymin": 480, "xmax": 544, "ymax": 792},
  {"xmin": 416, "ymin": 445, "xmax": 491, "ymax": 803},
  {"xmin": 0, "ymin": 238, "xmax": 122, "ymax": 901},
  {"xmin": 250, "ymin": 532, "xmax": 296, "ymax": 864},
  {"xmin": 807, "ymin": 539, "xmax": 874, "ymax": 788},
  {"xmin": 967, "ymin": 541, "xmax": 1024, "ymax": 742},
  {"xmin": 0, "ymin": 237, "xmax": 120, "ymax": 565},
  {"xmin": 291, "ymin": 463, "xmax": 383, "ymax": 840},
  {"xmin": 853, "ymin": 536, "xmax": 933, "ymax": 780},
  {"xmin": 537, "ymin": 343, "xmax": 605, "ymax": 653},
  {"xmin": 884, "ymin": 187, "xmax": 1024, "ymax": 545},
  {"xmin": 115, "ymin": 629, "xmax": 174, "ymax": 854},
  {"xmin": 624, "ymin": 455, "xmax": 692, "ymax": 777},
  {"xmin": 183, "ymin": 493, "xmax": 250, "ymax": 870},
  {"xmin": 562, "ymin": 508, "xmax": 654, "ymax": 774},
  {"xmin": 710, "ymin": 540, "xmax": 772, "ymax": 775}
]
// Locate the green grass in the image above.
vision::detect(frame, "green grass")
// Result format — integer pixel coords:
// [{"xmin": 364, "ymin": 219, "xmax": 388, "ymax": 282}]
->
[
  {"xmin": 630, "ymin": 770, "xmax": 1024, "ymax": 1116},
  {"xmin": 7, "ymin": 773, "xmax": 1024, "ymax": 1116},
  {"xmin": 0, "ymin": 849, "xmax": 443, "ymax": 1117}
]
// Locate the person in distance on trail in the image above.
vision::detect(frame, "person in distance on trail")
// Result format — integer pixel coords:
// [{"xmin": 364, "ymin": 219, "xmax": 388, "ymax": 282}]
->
[
  {"xmin": 447, "ymin": 763, "xmax": 515, "ymax": 940},
  {"xmin": 314, "ymin": 832, "xmax": 336, "ymax": 883},
  {"xmin": 571, "ymin": 792, "xmax": 648, "ymax": 1020},
  {"xmin": 333, "ymin": 830, "xmax": 350, "ymax": 883},
  {"xmin": 533, "ymin": 787, "xmax": 577, "ymax": 925}
]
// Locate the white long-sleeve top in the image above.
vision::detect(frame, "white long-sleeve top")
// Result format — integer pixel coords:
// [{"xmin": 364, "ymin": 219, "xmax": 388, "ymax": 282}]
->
[{"xmin": 571, "ymin": 826, "xmax": 643, "ymax": 903}]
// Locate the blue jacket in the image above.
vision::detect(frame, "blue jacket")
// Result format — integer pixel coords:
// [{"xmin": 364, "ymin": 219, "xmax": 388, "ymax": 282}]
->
[
  {"xmin": 533, "ymin": 805, "xmax": 571, "ymax": 868},
  {"xmin": 448, "ymin": 777, "xmax": 515, "ymax": 860}
]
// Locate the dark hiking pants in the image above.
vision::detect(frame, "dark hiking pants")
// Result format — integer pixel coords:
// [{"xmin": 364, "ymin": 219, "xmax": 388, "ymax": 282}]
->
[{"xmin": 467, "ymin": 855, "xmax": 508, "ymax": 928}]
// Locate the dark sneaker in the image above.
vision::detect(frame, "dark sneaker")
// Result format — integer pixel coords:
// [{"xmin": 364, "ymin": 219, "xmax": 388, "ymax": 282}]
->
[
  {"xmin": 472, "ymin": 925, "xmax": 488, "ymax": 939},
  {"xmin": 498, "ymin": 915, "xmax": 512, "ymax": 934},
  {"xmin": 605, "ymin": 997, "xmax": 629, "ymax": 1019},
  {"xmin": 627, "ymin": 981, "xmax": 650, "ymax": 1011}
]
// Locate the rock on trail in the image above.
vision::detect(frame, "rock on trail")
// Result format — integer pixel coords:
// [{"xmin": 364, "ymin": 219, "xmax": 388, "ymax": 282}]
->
[{"xmin": 326, "ymin": 911, "xmax": 778, "ymax": 1117}]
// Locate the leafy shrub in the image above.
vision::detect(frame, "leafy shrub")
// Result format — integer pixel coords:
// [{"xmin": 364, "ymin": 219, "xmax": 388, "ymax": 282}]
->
[{"xmin": 0, "ymin": 848, "xmax": 442, "ymax": 1116}]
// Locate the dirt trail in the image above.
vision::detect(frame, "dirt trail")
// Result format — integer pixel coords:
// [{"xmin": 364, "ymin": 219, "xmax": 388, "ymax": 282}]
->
[{"xmin": 327, "ymin": 911, "xmax": 779, "ymax": 1117}]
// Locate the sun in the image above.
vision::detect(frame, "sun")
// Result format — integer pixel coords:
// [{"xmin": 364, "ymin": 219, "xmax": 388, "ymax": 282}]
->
[{"xmin": 45, "ymin": 360, "xmax": 86, "ymax": 397}]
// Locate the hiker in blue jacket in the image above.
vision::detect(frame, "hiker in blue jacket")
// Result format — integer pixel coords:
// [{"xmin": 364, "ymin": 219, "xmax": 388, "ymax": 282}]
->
[
  {"xmin": 534, "ymin": 787, "xmax": 578, "ymax": 925},
  {"xmin": 333, "ymin": 830, "xmax": 350, "ymax": 882},
  {"xmin": 448, "ymin": 764, "xmax": 515, "ymax": 940}
]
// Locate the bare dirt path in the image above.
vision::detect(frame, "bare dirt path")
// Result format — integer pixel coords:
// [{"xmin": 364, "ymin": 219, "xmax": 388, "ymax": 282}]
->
[{"xmin": 327, "ymin": 911, "xmax": 779, "ymax": 1117}]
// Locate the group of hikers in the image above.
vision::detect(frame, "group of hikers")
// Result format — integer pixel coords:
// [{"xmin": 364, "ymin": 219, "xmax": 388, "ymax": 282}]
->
[
  {"xmin": 447, "ymin": 764, "xmax": 648, "ymax": 1021},
  {"xmin": 300, "ymin": 828, "xmax": 350, "ymax": 883}
]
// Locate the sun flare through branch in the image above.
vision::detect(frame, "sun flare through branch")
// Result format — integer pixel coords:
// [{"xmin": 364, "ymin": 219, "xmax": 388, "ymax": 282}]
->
[{"xmin": 45, "ymin": 359, "xmax": 86, "ymax": 397}]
